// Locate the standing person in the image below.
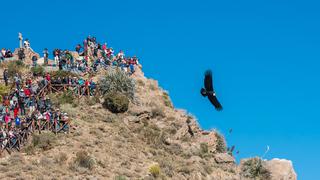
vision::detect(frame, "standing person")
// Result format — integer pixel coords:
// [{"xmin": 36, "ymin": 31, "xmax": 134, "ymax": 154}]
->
[
  {"xmin": 32, "ymin": 55, "xmax": 38, "ymax": 67},
  {"xmin": 18, "ymin": 90, "xmax": 26, "ymax": 116},
  {"xmin": 3, "ymin": 69, "xmax": 8, "ymax": 86},
  {"xmin": 54, "ymin": 49, "xmax": 60, "ymax": 66},
  {"xmin": 24, "ymin": 39, "xmax": 34, "ymax": 52},
  {"xmin": 29, "ymin": 95, "xmax": 36, "ymax": 116},
  {"xmin": 14, "ymin": 73, "xmax": 21, "ymax": 90},
  {"xmin": 18, "ymin": 48, "xmax": 25, "ymax": 61},
  {"xmin": 75, "ymin": 44, "xmax": 82, "ymax": 54},
  {"xmin": 15, "ymin": 116, "xmax": 21, "ymax": 128},
  {"xmin": 13, "ymin": 101, "xmax": 19, "ymax": 118},
  {"xmin": 43, "ymin": 48, "xmax": 49, "ymax": 65}
]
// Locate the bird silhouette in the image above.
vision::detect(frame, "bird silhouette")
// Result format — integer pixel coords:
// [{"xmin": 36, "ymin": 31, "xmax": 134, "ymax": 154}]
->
[{"xmin": 201, "ymin": 70, "xmax": 223, "ymax": 111}]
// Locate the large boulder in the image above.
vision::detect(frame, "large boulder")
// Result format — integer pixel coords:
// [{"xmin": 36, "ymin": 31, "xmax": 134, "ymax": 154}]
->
[
  {"xmin": 265, "ymin": 158, "xmax": 297, "ymax": 180},
  {"xmin": 214, "ymin": 153, "xmax": 236, "ymax": 164},
  {"xmin": 13, "ymin": 48, "xmax": 40, "ymax": 65}
]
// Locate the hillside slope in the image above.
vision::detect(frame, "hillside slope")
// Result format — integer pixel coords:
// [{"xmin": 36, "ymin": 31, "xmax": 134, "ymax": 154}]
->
[{"xmin": 0, "ymin": 67, "xmax": 296, "ymax": 180}]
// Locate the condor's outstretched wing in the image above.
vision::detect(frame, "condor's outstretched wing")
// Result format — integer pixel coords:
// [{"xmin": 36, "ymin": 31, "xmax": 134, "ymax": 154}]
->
[
  {"xmin": 208, "ymin": 92, "xmax": 223, "ymax": 111},
  {"xmin": 204, "ymin": 70, "xmax": 213, "ymax": 92}
]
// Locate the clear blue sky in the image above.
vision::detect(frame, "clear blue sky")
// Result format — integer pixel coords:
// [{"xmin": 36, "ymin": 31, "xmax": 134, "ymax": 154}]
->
[{"xmin": 1, "ymin": 0, "xmax": 319, "ymax": 179}]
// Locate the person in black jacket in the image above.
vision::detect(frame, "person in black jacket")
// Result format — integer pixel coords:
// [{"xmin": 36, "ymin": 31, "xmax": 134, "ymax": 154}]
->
[
  {"xmin": 3, "ymin": 69, "xmax": 8, "ymax": 86},
  {"xmin": 32, "ymin": 55, "xmax": 38, "ymax": 67}
]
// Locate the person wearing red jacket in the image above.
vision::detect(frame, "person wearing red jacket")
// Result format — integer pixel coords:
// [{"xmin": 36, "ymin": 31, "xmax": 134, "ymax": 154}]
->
[
  {"xmin": 45, "ymin": 73, "xmax": 51, "ymax": 82},
  {"xmin": 24, "ymin": 86, "xmax": 31, "ymax": 97}
]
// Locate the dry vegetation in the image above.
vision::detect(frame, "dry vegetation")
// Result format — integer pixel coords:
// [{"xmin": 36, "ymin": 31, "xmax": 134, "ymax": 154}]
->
[{"xmin": 0, "ymin": 67, "xmax": 278, "ymax": 180}]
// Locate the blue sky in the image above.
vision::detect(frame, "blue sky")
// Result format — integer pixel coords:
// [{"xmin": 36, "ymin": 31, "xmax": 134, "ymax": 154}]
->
[{"xmin": 1, "ymin": 0, "xmax": 319, "ymax": 179}]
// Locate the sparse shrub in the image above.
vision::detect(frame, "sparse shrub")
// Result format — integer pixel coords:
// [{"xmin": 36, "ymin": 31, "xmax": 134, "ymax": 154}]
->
[
  {"xmin": 8, "ymin": 153, "xmax": 25, "ymax": 165},
  {"xmin": 151, "ymin": 106, "xmax": 165, "ymax": 119},
  {"xmin": 23, "ymin": 144, "xmax": 36, "ymax": 155},
  {"xmin": 54, "ymin": 152, "xmax": 68, "ymax": 165},
  {"xmin": 49, "ymin": 91, "xmax": 74, "ymax": 107},
  {"xmin": 15, "ymin": 60, "xmax": 25, "ymax": 67},
  {"xmin": 50, "ymin": 70, "xmax": 78, "ymax": 79},
  {"xmin": 165, "ymin": 126, "xmax": 177, "ymax": 135},
  {"xmin": 241, "ymin": 157, "xmax": 271, "ymax": 180},
  {"xmin": 215, "ymin": 131, "xmax": 227, "ymax": 153},
  {"xmin": 114, "ymin": 175, "xmax": 127, "ymax": 180},
  {"xmin": 166, "ymin": 143, "xmax": 183, "ymax": 155},
  {"xmin": 149, "ymin": 164, "xmax": 161, "ymax": 177},
  {"xmin": 103, "ymin": 92, "xmax": 129, "ymax": 113},
  {"xmin": 136, "ymin": 79, "xmax": 145, "ymax": 87},
  {"xmin": 200, "ymin": 143, "xmax": 209, "ymax": 153},
  {"xmin": 177, "ymin": 166, "xmax": 192, "ymax": 175},
  {"xmin": 86, "ymin": 96, "xmax": 100, "ymax": 106},
  {"xmin": 199, "ymin": 143, "xmax": 209, "ymax": 158},
  {"xmin": 103, "ymin": 114, "xmax": 118, "ymax": 123},
  {"xmin": 7, "ymin": 61, "xmax": 25, "ymax": 78},
  {"xmin": 142, "ymin": 124, "xmax": 164, "ymax": 147},
  {"xmin": 74, "ymin": 150, "xmax": 95, "ymax": 170},
  {"xmin": 158, "ymin": 158, "xmax": 174, "ymax": 177},
  {"xmin": 203, "ymin": 164, "xmax": 213, "ymax": 174},
  {"xmin": 99, "ymin": 67, "xmax": 135, "ymax": 100},
  {"xmin": 31, "ymin": 66, "xmax": 45, "ymax": 76},
  {"xmin": 0, "ymin": 85, "xmax": 10, "ymax": 102},
  {"xmin": 40, "ymin": 156, "xmax": 53, "ymax": 167},
  {"xmin": 32, "ymin": 132, "xmax": 56, "ymax": 151},
  {"xmin": 162, "ymin": 91, "xmax": 173, "ymax": 108},
  {"xmin": 60, "ymin": 91, "xmax": 75, "ymax": 105},
  {"xmin": 149, "ymin": 83, "xmax": 156, "ymax": 91}
]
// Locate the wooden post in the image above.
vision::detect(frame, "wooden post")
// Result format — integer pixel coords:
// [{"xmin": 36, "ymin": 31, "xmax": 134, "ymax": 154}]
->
[
  {"xmin": 78, "ymin": 86, "xmax": 80, "ymax": 99},
  {"xmin": 54, "ymin": 118, "xmax": 57, "ymax": 135}
]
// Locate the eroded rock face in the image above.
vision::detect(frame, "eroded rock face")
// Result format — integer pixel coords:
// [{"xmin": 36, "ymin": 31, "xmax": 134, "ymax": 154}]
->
[
  {"xmin": 214, "ymin": 153, "xmax": 235, "ymax": 164},
  {"xmin": 265, "ymin": 158, "xmax": 297, "ymax": 180}
]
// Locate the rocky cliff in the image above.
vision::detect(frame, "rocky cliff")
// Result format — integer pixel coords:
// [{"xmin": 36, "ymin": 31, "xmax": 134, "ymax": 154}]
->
[{"xmin": 0, "ymin": 66, "xmax": 296, "ymax": 180}]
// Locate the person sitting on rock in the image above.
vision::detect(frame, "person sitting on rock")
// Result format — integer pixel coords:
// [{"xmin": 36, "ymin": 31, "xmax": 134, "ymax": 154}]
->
[{"xmin": 5, "ymin": 49, "xmax": 13, "ymax": 58}]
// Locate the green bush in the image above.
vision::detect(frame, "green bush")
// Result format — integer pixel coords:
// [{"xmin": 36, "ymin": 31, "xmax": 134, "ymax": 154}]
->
[
  {"xmin": 241, "ymin": 157, "xmax": 271, "ymax": 180},
  {"xmin": 50, "ymin": 70, "xmax": 78, "ymax": 79},
  {"xmin": 114, "ymin": 176, "xmax": 127, "ymax": 180},
  {"xmin": 74, "ymin": 150, "xmax": 95, "ymax": 170},
  {"xmin": 54, "ymin": 152, "xmax": 68, "ymax": 165},
  {"xmin": 99, "ymin": 67, "xmax": 135, "ymax": 100},
  {"xmin": 32, "ymin": 132, "xmax": 56, "ymax": 151},
  {"xmin": 60, "ymin": 91, "xmax": 75, "ymax": 104},
  {"xmin": 103, "ymin": 92, "xmax": 129, "ymax": 113},
  {"xmin": 162, "ymin": 91, "xmax": 173, "ymax": 108},
  {"xmin": 199, "ymin": 143, "xmax": 209, "ymax": 158},
  {"xmin": 7, "ymin": 61, "xmax": 25, "ymax": 78},
  {"xmin": 215, "ymin": 131, "xmax": 227, "ymax": 153},
  {"xmin": 149, "ymin": 164, "xmax": 161, "ymax": 177},
  {"xmin": 151, "ymin": 106, "xmax": 166, "ymax": 118},
  {"xmin": 31, "ymin": 66, "xmax": 45, "ymax": 76},
  {"xmin": 0, "ymin": 85, "xmax": 10, "ymax": 102}
]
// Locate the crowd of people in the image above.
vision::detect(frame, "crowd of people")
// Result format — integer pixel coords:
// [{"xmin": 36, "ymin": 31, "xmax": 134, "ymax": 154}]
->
[
  {"xmin": 35, "ymin": 73, "xmax": 97, "ymax": 96},
  {"xmin": 0, "ymin": 48, "xmax": 13, "ymax": 61},
  {"xmin": 2, "ymin": 35, "xmax": 140, "ymax": 77},
  {"xmin": 0, "ymin": 73, "xmax": 70, "ymax": 153},
  {"xmin": 0, "ymin": 35, "xmax": 140, "ymax": 153},
  {"xmin": 48, "ymin": 35, "xmax": 140, "ymax": 76}
]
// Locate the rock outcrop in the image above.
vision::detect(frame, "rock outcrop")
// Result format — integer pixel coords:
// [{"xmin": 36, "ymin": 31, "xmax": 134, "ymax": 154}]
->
[
  {"xmin": 266, "ymin": 159, "xmax": 297, "ymax": 180},
  {"xmin": 0, "ymin": 62, "xmax": 296, "ymax": 179}
]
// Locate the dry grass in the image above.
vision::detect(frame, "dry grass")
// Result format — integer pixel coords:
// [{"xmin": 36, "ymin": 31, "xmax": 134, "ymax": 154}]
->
[{"xmin": 72, "ymin": 150, "xmax": 96, "ymax": 170}]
